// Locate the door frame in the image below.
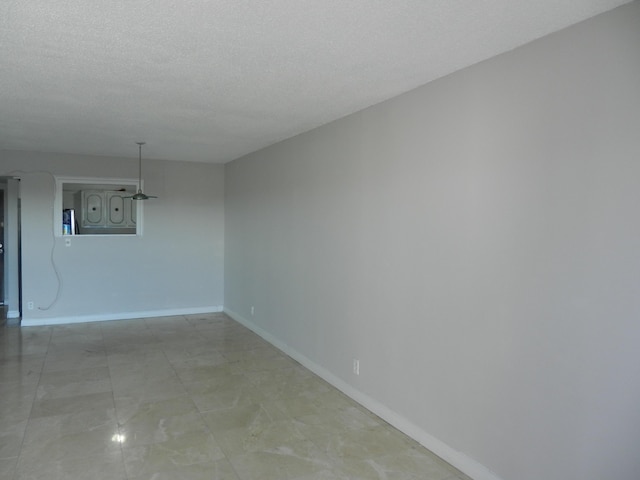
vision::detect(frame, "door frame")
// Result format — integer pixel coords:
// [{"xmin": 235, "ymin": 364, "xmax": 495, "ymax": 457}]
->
[{"xmin": 1, "ymin": 178, "xmax": 21, "ymax": 319}]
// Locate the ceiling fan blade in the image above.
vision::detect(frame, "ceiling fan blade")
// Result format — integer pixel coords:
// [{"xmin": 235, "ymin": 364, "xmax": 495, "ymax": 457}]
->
[{"xmin": 126, "ymin": 191, "xmax": 157, "ymax": 200}]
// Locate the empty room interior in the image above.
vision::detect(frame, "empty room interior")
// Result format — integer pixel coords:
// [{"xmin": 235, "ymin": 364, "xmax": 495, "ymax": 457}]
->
[{"xmin": 1, "ymin": 2, "xmax": 639, "ymax": 480}]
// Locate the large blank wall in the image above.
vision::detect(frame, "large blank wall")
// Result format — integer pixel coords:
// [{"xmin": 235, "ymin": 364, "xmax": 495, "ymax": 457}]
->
[
  {"xmin": 0, "ymin": 150, "xmax": 224, "ymax": 324},
  {"xmin": 224, "ymin": 4, "xmax": 640, "ymax": 480}
]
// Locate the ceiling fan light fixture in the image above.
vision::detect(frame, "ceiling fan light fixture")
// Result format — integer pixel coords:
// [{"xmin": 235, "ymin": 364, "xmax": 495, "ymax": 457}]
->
[{"xmin": 128, "ymin": 141, "xmax": 157, "ymax": 200}]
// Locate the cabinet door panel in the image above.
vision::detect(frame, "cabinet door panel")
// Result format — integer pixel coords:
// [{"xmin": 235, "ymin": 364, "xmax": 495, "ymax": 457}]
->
[
  {"xmin": 107, "ymin": 193, "xmax": 125, "ymax": 226},
  {"xmin": 84, "ymin": 192, "xmax": 104, "ymax": 226}
]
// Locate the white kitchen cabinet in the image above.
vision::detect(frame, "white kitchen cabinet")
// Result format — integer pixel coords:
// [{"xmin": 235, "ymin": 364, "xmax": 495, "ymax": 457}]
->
[
  {"xmin": 106, "ymin": 192, "xmax": 136, "ymax": 227},
  {"xmin": 78, "ymin": 190, "xmax": 136, "ymax": 231},
  {"xmin": 81, "ymin": 190, "xmax": 105, "ymax": 227}
]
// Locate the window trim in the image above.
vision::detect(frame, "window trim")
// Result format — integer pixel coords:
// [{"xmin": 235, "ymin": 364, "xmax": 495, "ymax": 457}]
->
[{"xmin": 54, "ymin": 176, "xmax": 143, "ymax": 237}]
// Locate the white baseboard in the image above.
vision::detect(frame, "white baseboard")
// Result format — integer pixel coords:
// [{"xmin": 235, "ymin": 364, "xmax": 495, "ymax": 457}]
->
[
  {"xmin": 224, "ymin": 307, "xmax": 501, "ymax": 480},
  {"xmin": 20, "ymin": 305, "xmax": 224, "ymax": 327},
  {"xmin": 7, "ymin": 309, "xmax": 20, "ymax": 319}
]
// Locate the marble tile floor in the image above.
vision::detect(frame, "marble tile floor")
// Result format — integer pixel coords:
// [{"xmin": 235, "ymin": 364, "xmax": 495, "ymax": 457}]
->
[{"xmin": 0, "ymin": 313, "xmax": 471, "ymax": 480}]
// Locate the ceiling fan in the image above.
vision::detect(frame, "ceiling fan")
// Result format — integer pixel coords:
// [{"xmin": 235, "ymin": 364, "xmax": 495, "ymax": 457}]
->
[{"xmin": 127, "ymin": 141, "xmax": 157, "ymax": 200}]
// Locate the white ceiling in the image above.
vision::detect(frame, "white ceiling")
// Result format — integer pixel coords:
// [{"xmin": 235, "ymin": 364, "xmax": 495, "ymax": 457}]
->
[{"xmin": 0, "ymin": 0, "xmax": 631, "ymax": 164}]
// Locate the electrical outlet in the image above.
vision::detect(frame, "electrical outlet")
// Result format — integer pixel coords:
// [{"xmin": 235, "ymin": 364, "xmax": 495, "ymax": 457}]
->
[
  {"xmin": 251, "ymin": 306, "xmax": 255, "ymax": 316},
  {"xmin": 27, "ymin": 302, "xmax": 34, "ymax": 310},
  {"xmin": 65, "ymin": 238, "xmax": 71, "ymax": 247},
  {"xmin": 353, "ymin": 359, "xmax": 360, "ymax": 376}
]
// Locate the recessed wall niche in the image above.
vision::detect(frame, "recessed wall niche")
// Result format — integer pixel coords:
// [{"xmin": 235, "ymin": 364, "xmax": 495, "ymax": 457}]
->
[{"xmin": 55, "ymin": 177, "xmax": 143, "ymax": 236}]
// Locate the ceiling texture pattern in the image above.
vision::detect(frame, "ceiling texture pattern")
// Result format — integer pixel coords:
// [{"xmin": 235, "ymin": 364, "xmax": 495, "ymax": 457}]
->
[{"xmin": 0, "ymin": 0, "xmax": 632, "ymax": 163}]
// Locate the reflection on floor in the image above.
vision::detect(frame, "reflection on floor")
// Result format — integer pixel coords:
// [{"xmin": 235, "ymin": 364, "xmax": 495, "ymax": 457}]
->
[{"xmin": 0, "ymin": 313, "xmax": 471, "ymax": 480}]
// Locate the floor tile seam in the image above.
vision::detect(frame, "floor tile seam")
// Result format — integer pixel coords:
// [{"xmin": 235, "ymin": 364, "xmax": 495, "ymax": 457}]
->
[
  {"xmin": 0, "ymin": 421, "xmax": 26, "ymax": 459},
  {"xmin": 161, "ymin": 330, "xmax": 254, "ymax": 389},
  {"xmin": 190, "ymin": 378, "xmax": 295, "ymax": 467},
  {"xmin": 111, "ymin": 333, "xmax": 197, "ymax": 480},
  {"xmin": 16, "ymin": 326, "xmax": 55, "ymax": 465},
  {"xmin": 142, "ymin": 314, "xmax": 191, "ymax": 336},
  {"xmin": 225, "ymin": 449, "xmax": 334, "ymax": 480},
  {"xmin": 36, "ymin": 325, "xmax": 115, "ymax": 408},
  {"xmin": 147, "ymin": 315, "xmax": 254, "ymax": 480},
  {"xmin": 121, "ymin": 456, "xmax": 231, "ymax": 480},
  {"xmin": 203, "ymin": 428, "xmax": 248, "ymax": 478},
  {"xmin": 38, "ymin": 364, "xmax": 112, "ymax": 385},
  {"xmin": 282, "ymin": 403, "xmax": 443, "ymax": 472},
  {"xmin": 191, "ymin": 391, "xmax": 248, "ymax": 463},
  {"xmin": 119, "ymin": 440, "xmax": 132, "ymax": 480},
  {"xmin": 158, "ymin": 338, "xmax": 200, "ymax": 397},
  {"xmin": 114, "ymin": 321, "xmax": 236, "ymax": 479},
  {"xmin": 219, "ymin": 444, "xmax": 244, "ymax": 480},
  {"xmin": 98, "ymin": 325, "xmax": 131, "ymax": 480},
  {"xmin": 13, "ymin": 396, "xmax": 42, "ymax": 477},
  {"xmin": 31, "ymin": 327, "xmax": 53, "ymax": 377},
  {"xmin": 141, "ymin": 338, "xmax": 213, "ymax": 439}
]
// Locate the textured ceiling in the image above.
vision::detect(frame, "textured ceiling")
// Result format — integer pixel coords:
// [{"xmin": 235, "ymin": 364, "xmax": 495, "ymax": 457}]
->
[{"xmin": 0, "ymin": 0, "xmax": 632, "ymax": 164}]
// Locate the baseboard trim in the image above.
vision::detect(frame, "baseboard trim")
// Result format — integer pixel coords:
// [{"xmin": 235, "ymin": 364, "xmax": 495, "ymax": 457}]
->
[
  {"xmin": 7, "ymin": 309, "xmax": 20, "ymax": 319},
  {"xmin": 20, "ymin": 305, "xmax": 224, "ymax": 327},
  {"xmin": 224, "ymin": 307, "xmax": 501, "ymax": 480}
]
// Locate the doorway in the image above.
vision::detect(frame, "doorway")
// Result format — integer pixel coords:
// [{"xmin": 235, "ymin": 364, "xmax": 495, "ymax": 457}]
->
[
  {"xmin": 0, "ymin": 189, "xmax": 4, "ymax": 305},
  {"xmin": 1, "ymin": 178, "xmax": 21, "ymax": 321}
]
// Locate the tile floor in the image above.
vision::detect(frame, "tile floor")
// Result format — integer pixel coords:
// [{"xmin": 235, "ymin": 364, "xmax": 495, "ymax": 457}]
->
[{"xmin": 0, "ymin": 313, "xmax": 471, "ymax": 480}]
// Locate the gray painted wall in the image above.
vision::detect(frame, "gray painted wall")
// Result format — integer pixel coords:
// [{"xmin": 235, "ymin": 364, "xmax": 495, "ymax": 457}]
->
[
  {"xmin": 0, "ymin": 150, "xmax": 224, "ymax": 324},
  {"xmin": 224, "ymin": 4, "xmax": 640, "ymax": 480}
]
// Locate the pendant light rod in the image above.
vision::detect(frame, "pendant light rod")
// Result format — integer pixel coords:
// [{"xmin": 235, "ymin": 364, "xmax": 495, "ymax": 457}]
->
[
  {"xmin": 136, "ymin": 141, "xmax": 145, "ymax": 190},
  {"xmin": 128, "ymin": 141, "xmax": 157, "ymax": 200}
]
